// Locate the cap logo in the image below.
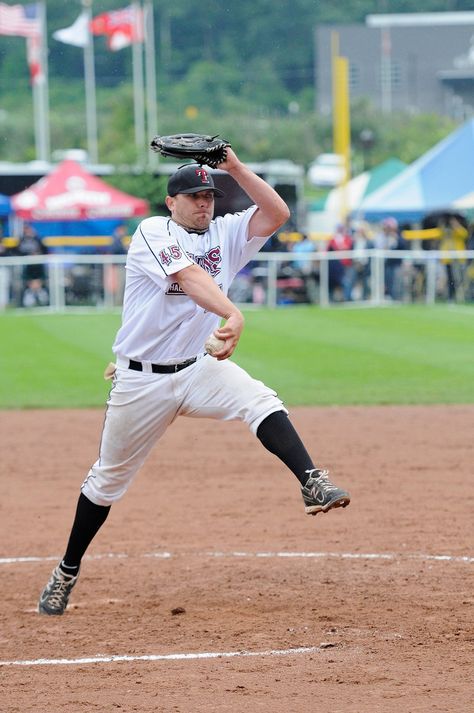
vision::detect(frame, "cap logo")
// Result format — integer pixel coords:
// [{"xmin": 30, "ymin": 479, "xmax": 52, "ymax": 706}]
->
[{"xmin": 195, "ymin": 168, "xmax": 210, "ymax": 185}]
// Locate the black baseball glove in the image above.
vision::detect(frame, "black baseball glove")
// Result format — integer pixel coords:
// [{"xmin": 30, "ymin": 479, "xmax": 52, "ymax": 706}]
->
[{"xmin": 150, "ymin": 133, "xmax": 231, "ymax": 169}]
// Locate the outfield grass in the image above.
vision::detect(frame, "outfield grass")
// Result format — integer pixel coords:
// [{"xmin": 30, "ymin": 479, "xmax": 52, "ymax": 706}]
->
[{"xmin": 0, "ymin": 305, "xmax": 473, "ymax": 409}]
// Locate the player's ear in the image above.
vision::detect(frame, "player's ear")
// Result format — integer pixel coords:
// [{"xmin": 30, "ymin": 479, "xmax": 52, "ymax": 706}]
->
[{"xmin": 165, "ymin": 195, "xmax": 175, "ymax": 211}]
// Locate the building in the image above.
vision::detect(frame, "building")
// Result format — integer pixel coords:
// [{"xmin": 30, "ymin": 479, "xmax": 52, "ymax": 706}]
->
[{"xmin": 315, "ymin": 12, "xmax": 474, "ymax": 118}]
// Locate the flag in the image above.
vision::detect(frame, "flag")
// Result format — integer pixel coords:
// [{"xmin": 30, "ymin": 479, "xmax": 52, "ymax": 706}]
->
[
  {"xmin": 53, "ymin": 10, "xmax": 89, "ymax": 48},
  {"xmin": 26, "ymin": 33, "xmax": 43, "ymax": 84},
  {"xmin": 91, "ymin": 5, "xmax": 143, "ymax": 52},
  {"xmin": 1, "ymin": 1, "xmax": 50, "ymax": 160},
  {"xmin": 0, "ymin": 2, "xmax": 40, "ymax": 37}
]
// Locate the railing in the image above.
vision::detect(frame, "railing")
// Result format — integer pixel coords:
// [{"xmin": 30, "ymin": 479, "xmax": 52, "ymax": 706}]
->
[{"xmin": 1, "ymin": 249, "xmax": 474, "ymax": 311}]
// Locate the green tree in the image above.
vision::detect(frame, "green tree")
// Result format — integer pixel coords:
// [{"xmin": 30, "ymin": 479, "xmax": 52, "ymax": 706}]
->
[{"xmin": 0, "ymin": 0, "xmax": 469, "ymax": 166}]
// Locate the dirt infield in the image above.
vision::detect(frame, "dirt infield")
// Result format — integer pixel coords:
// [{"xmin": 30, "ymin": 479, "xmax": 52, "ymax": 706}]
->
[{"xmin": 1, "ymin": 405, "xmax": 473, "ymax": 712}]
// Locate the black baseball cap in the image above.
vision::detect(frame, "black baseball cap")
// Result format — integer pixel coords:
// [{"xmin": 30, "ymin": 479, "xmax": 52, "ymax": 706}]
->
[{"xmin": 167, "ymin": 164, "xmax": 225, "ymax": 197}]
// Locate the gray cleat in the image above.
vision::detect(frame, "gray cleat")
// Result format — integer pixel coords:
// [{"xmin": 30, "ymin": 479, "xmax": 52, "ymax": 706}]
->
[
  {"xmin": 301, "ymin": 469, "xmax": 350, "ymax": 515},
  {"xmin": 38, "ymin": 564, "xmax": 79, "ymax": 615}
]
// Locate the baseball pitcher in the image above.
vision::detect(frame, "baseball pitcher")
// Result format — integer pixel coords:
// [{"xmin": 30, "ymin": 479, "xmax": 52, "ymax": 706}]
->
[{"xmin": 38, "ymin": 143, "xmax": 350, "ymax": 615}]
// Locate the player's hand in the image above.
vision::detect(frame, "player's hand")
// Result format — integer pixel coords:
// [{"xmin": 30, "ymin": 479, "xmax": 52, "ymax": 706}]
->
[
  {"xmin": 218, "ymin": 147, "xmax": 241, "ymax": 174},
  {"xmin": 213, "ymin": 309, "xmax": 244, "ymax": 360}
]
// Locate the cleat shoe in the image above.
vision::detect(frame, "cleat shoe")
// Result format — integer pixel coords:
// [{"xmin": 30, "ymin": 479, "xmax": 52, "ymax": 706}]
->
[
  {"xmin": 301, "ymin": 469, "xmax": 350, "ymax": 515},
  {"xmin": 38, "ymin": 564, "xmax": 79, "ymax": 615}
]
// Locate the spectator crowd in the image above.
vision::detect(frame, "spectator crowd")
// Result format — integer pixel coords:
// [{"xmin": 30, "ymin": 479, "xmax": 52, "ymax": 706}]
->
[{"xmin": 1, "ymin": 215, "xmax": 474, "ymax": 309}]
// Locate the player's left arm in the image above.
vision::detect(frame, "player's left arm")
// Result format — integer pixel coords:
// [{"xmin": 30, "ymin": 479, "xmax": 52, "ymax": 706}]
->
[{"xmin": 219, "ymin": 148, "xmax": 290, "ymax": 240}]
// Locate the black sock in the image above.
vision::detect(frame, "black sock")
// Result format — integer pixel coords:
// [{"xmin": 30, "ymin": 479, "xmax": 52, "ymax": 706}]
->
[
  {"xmin": 256, "ymin": 410, "xmax": 315, "ymax": 486},
  {"xmin": 60, "ymin": 492, "xmax": 111, "ymax": 573},
  {"xmin": 60, "ymin": 561, "xmax": 80, "ymax": 577}
]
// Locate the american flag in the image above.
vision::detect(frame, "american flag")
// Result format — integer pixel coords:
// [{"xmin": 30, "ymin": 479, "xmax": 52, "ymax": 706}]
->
[{"xmin": 0, "ymin": 2, "xmax": 40, "ymax": 38}]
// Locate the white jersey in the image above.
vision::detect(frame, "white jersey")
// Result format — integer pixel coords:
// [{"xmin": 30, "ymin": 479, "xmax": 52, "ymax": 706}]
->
[{"xmin": 113, "ymin": 205, "xmax": 268, "ymax": 363}]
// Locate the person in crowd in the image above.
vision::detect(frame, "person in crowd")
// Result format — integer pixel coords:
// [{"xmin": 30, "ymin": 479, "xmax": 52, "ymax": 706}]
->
[
  {"xmin": 438, "ymin": 215, "xmax": 469, "ymax": 302},
  {"xmin": 291, "ymin": 233, "xmax": 319, "ymax": 303},
  {"xmin": 109, "ymin": 223, "xmax": 129, "ymax": 255},
  {"xmin": 373, "ymin": 217, "xmax": 408, "ymax": 301},
  {"xmin": 327, "ymin": 222, "xmax": 354, "ymax": 302},
  {"xmin": 291, "ymin": 233, "xmax": 317, "ymax": 273},
  {"xmin": 104, "ymin": 223, "xmax": 129, "ymax": 305},
  {"xmin": 0, "ymin": 223, "xmax": 15, "ymax": 308},
  {"xmin": 18, "ymin": 224, "xmax": 49, "ymax": 307},
  {"xmin": 466, "ymin": 221, "xmax": 474, "ymax": 301},
  {"xmin": 351, "ymin": 222, "xmax": 374, "ymax": 301}
]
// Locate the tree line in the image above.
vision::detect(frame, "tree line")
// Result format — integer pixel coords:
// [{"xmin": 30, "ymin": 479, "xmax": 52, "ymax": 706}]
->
[{"xmin": 0, "ymin": 0, "xmax": 467, "ymax": 168}]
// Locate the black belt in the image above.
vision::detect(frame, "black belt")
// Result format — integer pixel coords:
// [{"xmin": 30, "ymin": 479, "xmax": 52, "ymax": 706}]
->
[{"xmin": 128, "ymin": 357, "xmax": 198, "ymax": 374}]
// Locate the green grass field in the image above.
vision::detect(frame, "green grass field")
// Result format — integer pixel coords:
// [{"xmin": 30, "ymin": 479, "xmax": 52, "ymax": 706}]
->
[{"xmin": 0, "ymin": 305, "xmax": 473, "ymax": 409}]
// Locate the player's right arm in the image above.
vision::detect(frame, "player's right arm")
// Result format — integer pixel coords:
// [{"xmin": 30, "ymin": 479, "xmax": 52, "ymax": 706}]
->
[
  {"xmin": 175, "ymin": 264, "xmax": 244, "ymax": 360},
  {"xmin": 219, "ymin": 147, "xmax": 290, "ymax": 239}
]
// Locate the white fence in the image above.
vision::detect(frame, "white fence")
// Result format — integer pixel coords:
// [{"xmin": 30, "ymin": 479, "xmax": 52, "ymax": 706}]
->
[{"xmin": 1, "ymin": 250, "xmax": 474, "ymax": 311}]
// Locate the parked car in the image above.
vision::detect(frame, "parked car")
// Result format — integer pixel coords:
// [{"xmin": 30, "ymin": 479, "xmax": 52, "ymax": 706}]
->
[{"xmin": 307, "ymin": 153, "xmax": 345, "ymax": 188}]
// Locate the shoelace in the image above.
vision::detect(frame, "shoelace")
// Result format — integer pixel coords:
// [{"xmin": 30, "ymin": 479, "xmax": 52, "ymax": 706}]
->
[
  {"xmin": 305, "ymin": 469, "xmax": 338, "ymax": 493},
  {"xmin": 45, "ymin": 571, "xmax": 75, "ymax": 607}
]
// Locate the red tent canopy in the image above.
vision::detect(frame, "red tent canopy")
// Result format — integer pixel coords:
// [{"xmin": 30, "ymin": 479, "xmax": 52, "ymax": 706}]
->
[{"xmin": 11, "ymin": 160, "xmax": 149, "ymax": 221}]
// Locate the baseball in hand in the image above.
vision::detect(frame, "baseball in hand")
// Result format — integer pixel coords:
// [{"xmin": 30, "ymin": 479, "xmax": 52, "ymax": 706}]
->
[{"xmin": 205, "ymin": 333, "xmax": 225, "ymax": 356}]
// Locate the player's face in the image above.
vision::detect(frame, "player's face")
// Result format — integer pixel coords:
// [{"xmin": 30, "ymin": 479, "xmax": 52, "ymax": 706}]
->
[{"xmin": 169, "ymin": 191, "xmax": 215, "ymax": 231}]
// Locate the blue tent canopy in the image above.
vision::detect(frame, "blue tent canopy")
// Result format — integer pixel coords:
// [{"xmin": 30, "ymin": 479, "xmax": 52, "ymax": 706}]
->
[
  {"xmin": 359, "ymin": 118, "xmax": 474, "ymax": 222},
  {"xmin": 0, "ymin": 192, "xmax": 10, "ymax": 217}
]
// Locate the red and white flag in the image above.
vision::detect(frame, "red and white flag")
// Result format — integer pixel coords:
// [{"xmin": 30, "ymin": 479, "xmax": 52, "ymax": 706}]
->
[
  {"xmin": 0, "ymin": 2, "xmax": 40, "ymax": 38},
  {"xmin": 26, "ymin": 33, "xmax": 43, "ymax": 84},
  {"xmin": 91, "ymin": 5, "xmax": 143, "ymax": 51}
]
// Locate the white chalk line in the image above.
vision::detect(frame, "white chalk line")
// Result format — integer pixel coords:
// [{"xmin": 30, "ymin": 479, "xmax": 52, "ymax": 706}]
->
[
  {"xmin": 1, "ymin": 550, "xmax": 473, "ymax": 565},
  {"xmin": 1, "ymin": 550, "xmax": 471, "ymax": 670},
  {"xmin": 0, "ymin": 645, "xmax": 320, "ymax": 668}
]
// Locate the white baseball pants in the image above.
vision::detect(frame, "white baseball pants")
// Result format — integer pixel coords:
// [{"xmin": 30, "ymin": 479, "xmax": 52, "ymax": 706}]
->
[{"xmin": 81, "ymin": 355, "xmax": 286, "ymax": 506}]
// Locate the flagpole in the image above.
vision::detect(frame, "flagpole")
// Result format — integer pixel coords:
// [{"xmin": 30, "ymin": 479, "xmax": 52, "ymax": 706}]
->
[
  {"xmin": 132, "ymin": 1, "xmax": 146, "ymax": 167},
  {"xmin": 36, "ymin": 0, "xmax": 50, "ymax": 161},
  {"xmin": 82, "ymin": 0, "xmax": 98, "ymax": 163},
  {"xmin": 32, "ymin": 66, "xmax": 41, "ymax": 160},
  {"xmin": 144, "ymin": 0, "xmax": 158, "ymax": 169}
]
